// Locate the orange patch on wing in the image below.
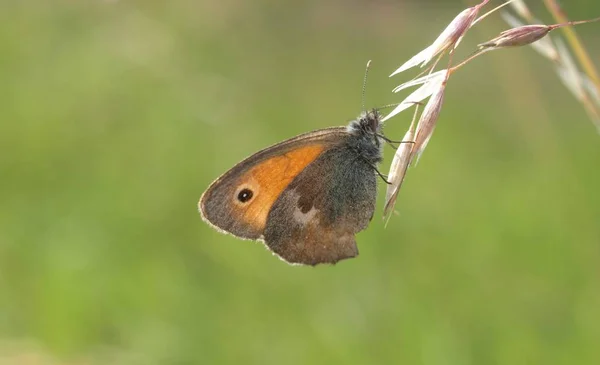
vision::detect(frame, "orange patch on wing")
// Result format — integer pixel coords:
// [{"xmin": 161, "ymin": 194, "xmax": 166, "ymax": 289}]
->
[{"xmin": 240, "ymin": 144, "xmax": 325, "ymax": 230}]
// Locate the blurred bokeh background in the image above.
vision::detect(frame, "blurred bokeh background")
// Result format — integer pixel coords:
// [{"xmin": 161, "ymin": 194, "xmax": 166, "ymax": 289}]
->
[{"xmin": 1, "ymin": 0, "xmax": 599, "ymax": 364}]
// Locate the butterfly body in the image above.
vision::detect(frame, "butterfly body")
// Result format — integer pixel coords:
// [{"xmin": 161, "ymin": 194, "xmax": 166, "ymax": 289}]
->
[{"xmin": 200, "ymin": 110, "xmax": 383, "ymax": 265}]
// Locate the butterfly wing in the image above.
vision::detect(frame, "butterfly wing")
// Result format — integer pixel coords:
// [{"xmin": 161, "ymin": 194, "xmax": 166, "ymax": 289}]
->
[
  {"xmin": 199, "ymin": 127, "xmax": 347, "ymax": 240},
  {"xmin": 264, "ymin": 142, "xmax": 378, "ymax": 265}
]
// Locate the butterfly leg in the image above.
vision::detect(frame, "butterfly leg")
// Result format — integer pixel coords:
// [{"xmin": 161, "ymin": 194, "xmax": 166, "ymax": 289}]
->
[
  {"xmin": 372, "ymin": 165, "xmax": 392, "ymax": 185},
  {"xmin": 377, "ymin": 134, "xmax": 415, "ymax": 150}
]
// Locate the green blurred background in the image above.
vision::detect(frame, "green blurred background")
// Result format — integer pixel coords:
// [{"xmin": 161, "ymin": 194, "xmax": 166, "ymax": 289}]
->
[{"xmin": 1, "ymin": 0, "xmax": 599, "ymax": 364}]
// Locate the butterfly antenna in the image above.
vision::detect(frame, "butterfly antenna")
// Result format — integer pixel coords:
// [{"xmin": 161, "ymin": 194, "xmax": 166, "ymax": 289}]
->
[
  {"xmin": 377, "ymin": 101, "xmax": 424, "ymax": 110},
  {"xmin": 361, "ymin": 60, "xmax": 372, "ymax": 112},
  {"xmin": 377, "ymin": 102, "xmax": 400, "ymax": 110}
]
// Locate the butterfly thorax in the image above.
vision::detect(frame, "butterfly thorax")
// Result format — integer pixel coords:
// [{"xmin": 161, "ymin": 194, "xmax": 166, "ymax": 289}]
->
[{"xmin": 345, "ymin": 109, "xmax": 384, "ymax": 165}]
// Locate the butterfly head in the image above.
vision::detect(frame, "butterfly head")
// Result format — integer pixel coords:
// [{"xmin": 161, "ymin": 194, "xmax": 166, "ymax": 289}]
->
[
  {"xmin": 347, "ymin": 109, "xmax": 382, "ymax": 136},
  {"xmin": 346, "ymin": 109, "xmax": 384, "ymax": 165}
]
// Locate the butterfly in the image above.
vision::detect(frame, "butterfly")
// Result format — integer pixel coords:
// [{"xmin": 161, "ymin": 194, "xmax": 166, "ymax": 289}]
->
[{"xmin": 199, "ymin": 108, "xmax": 387, "ymax": 266}]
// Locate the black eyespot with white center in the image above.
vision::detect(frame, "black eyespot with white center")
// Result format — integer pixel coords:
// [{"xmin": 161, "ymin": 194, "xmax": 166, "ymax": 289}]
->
[{"xmin": 237, "ymin": 188, "xmax": 253, "ymax": 203}]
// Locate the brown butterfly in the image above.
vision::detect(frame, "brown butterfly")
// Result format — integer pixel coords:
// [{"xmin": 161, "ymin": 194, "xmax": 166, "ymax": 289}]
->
[{"xmin": 199, "ymin": 108, "xmax": 386, "ymax": 266}]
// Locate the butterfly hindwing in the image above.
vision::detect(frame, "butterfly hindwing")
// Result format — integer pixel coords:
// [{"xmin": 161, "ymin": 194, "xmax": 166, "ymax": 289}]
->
[{"xmin": 264, "ymin": 141, "xmax": 378, "ymax": 265}]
